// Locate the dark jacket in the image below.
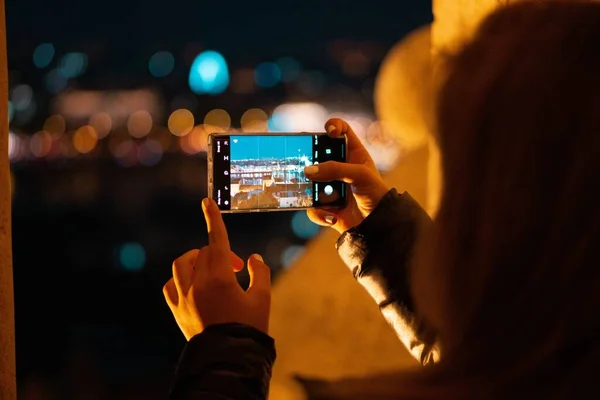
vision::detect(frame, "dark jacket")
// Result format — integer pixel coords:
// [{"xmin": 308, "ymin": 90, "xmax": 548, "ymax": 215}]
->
[{"xmin": 169, "ymin": 189, "xmax": 438, "ymax": 399}]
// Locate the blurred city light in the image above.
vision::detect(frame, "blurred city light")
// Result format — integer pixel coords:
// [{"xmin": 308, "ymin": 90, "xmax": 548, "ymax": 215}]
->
[
  {"xmin": 43, "ymin": 114, "xmax": 66, "ymax": 137},
  {"xmin": 149, "ymin": 51, "xmax": 175, "ymax": 77},
  {"xmin": 89, "ymin": 112, "xmax": 113, "ymax": 139},
  {"xmin": 8, "ymin": 131, "xmax": 18, "ymax": 161},
  {"xmin": 268, "ymin": 103, "xmax": 328, "ymax": 132},
  {"xmin": 276, "ymin": 57, "xmax": 301, "ymax": 82},
  {"xmin": 241, "ymin": 108, "xmax": 269, "ymax": 132},
  {"xmin": 59, "ymin": 52, "xmax": 88, "ymax": 78},
  {"xmin": 118, "ymin": 243, "xmax": 146, "ymax": 271},
  {"xmin": 254, "ymin": 62, "xmax": 281, "ymax": 88},
  {"xmin": 281, "ymin": 245, "xmax": 305, "ymax": 268},
  {"xmin": 8, "ymin": 101, "xmax": 14, "ymax": 123},
  {"xmin": 188, "ymin": 50, "xmax": 229, "ymax": 95},
  {"xmin": 11, "ymin": 84, "xmax": 33, "ymax": 111},
  {"xmin": 127, "ymin": 110, "xmax": 153, "ymax": 138},
  {"xmin": 73, "ymin": 126, "xmax": 98, "ymax": 154},
  {"xmin": 30, "ymin": 131, "xmax": 52, "ymax": 158},
  {"xmin": 291, "ymin": 211, "xmax": 320, "ymax": 239},
  {"xmin": 204, "ymin": 109, "xmax": 231, "ymax": 130},
  {"xmin": 32, "ymin": 43, "xmax": 55, "ymax": 68},
  {"xmin": 138, "ymin": 139, "xmax": 163, "ymax": 166},
  {"xmin": 44, "ymin": 69, "xmax": 68, "ymax": 94},
  {"xmin": 168, "ymin": 109, "xmax": 194, "ymax": 137}
]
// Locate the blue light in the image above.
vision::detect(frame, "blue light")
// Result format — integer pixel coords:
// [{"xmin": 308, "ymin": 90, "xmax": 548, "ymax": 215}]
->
[
  {"xmin": 281, "ymin": 245, "xmax": 305, "ymax": 268},
  {"xmin": 277, "ymin": 57, "xmax": 301, "ymax": 82},
  {"xmin": 33, "ymin": 43, "xmax": 55, "ymax": 69},
  {"xmin": 44, "ymin": 69, "xmax": 68, "ymax": 94},
  {"xmin": 118, "ymin": 242, "xmax": 146, "ymax": 271},
  {"xmin": 149, "ymin": 51, "xmax": 175, "ymax": 77},
  {"xmin": 188, "ymin": 50, "xmax": 229, "ymax": 95},
  {"xmin": 254, "ymin": 62, "xmax": 282, "ymax": 88},
  {"xmin": 8, "ymin": 101, "xmax": 14, "ymax": 123},
  {"xmin": 59, "ymin": 52, "xmax": 88, "ymax": 78},
  {"xmin": 291, "ymin": 211, "xmax": 320, "ymax": 239}
]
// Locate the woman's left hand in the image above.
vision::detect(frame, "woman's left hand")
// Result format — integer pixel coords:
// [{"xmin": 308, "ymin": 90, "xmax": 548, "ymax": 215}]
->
[{"xmin": 163, "ymin": 198, "xmax": 271, "ymax": 340}]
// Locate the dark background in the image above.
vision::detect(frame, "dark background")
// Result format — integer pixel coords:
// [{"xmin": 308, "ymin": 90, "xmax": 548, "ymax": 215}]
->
[{"xmin": 6, "ymin": 1, "xmax": 432, "ymax": 398}]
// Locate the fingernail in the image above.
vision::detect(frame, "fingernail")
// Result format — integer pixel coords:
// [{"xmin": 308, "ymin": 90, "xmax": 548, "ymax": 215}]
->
[
  {"xmin": 202, "ymin": 198, "xmax": 211, "ymax": 210},
  {"xmin": 304, "ymin": 166, "xmax": 319, "ymax": 175},
  {"xmin": 324, "ymin": 215, "xmax": 336, "ymax": 225},
  {"xmin": 326, "ymin": 125, "xmax": 336, "ymax": 134},
  {"xmin": 252, "ymin": 254, "xmax": 264, "ymax": 262}
]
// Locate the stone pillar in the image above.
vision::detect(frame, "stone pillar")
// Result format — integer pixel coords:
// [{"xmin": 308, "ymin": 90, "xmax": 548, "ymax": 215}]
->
[{"xmin": 0, "ymin": 1, "xmax": 16, "ymax": 399}]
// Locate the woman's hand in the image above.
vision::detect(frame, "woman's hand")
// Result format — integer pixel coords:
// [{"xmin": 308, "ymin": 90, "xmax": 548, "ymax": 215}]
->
[
  {"xmin": 305, "ymin": 118, "xmax": 390, "ymax": 233},
  {"xmin": 163, "ymin": 198, "xmax": 271, "ymax": 340}
]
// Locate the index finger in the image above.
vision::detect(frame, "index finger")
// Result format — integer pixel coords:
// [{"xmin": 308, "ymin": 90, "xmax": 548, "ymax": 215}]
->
[
  {"xmin": 324, "ymin": 118, "xmax": 372, "ymax": 165},
  {"xmin": 202, "ymin": 198, "xmax": 231, "ymax": 266}
]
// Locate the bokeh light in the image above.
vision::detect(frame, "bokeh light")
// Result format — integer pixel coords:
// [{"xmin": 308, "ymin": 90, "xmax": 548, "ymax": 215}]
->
[
  {"xmin": 180, "ymin": 125, "xmax": 209, "ymax": 154},
  {"xmin": 149, "ymin": 51, "xmax": 175, "ymax": 77},
  {"xmin": 118, "ymin": 243, "xmax": 146, "ymax": 271},
  {"xmin": 276, "ymin": 57, "xmax": 301, "ymax": 82},
  {"xmin": 204, "ymin": 109, "xmax": 231, "ymax": 130},
  {"xmin": 168, "ymin": 109, "xmax": 195, "ymax": 137},
  {"xmin": 89, "ymin": 112, "xmax": 113, "ymax": 139},
  {"xmin": 11, "ymin": 84, "xmax": 33, "ymax": 111},
  {"xmin": 8, "ymin": 131, "xmax": 19, "ymax": 161},
  {"xmin": 254, "ymin": 62, "xmax": 282, "ymax": 88},
  {"xmin": 59, "ymin": 52, "xmax": 88, "ymax": 78},
  {"xmin": 33, "ymin": 43, "xmax": 55, "ymax": 69},
  {"xmin": 43, "ymin": 114, "xmax": 66, "ymax": 137},
  {"xmin": 240, "ymin": 108, "xmax": 269, "ymax": 131},
  {"xmin": 44, "ymin": 69, "xmax": 68, "ymax": 94},
  {"xmin": 138, "ymin": 139, "xmax": 163, "ymax": 166},
  {"xmin": 291, "ymin": 211, "xmax": 320, "ymax": 239},
  {"xmin": 127, "ymin": 111, "xmax": 153, "ymax": 138},
  {"xmin": 281, "ymin": 245, "xmax": 305, "ymax": 268},
  {"xmin": 30, "ymin": 131, "xmax": 53, "ymax": 158},
  {"xmin": 268, "ymin": 103, "xmax": 328, "ymax": 132},
  {"xmin": 73, "ymin": 125, "xmax": 98, "ymax": 154},
  {"xmin": 8, "ymin": 101, "xmax": 14, "ymax": 123},
  {"xmin": 188, "ymin": 50, "xmax": 229, "ymax": 95}
]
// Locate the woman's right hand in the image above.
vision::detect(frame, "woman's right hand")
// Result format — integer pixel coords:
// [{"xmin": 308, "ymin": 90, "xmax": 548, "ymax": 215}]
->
[{"xmin": 305, "ymin": 118, "xmax": 390, "ymax": 234}]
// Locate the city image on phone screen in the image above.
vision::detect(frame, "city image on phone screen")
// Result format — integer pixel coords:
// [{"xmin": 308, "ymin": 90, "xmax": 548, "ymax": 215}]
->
[{"xmin": 209, "ymin": 133, "xmax": 346, "ymax": 212}]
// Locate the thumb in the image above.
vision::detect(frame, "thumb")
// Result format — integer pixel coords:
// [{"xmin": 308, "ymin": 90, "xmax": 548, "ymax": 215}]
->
[
  {"xmin": 304, "ymin": 161, "xmax": 374, "ymax": 187},
  {"xmin": 247, "ymin": 254, "xmax": 271, "ymax": 295}
]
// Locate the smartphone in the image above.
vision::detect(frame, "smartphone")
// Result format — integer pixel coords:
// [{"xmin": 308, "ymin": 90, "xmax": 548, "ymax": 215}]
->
[{"xmin": 208, "ymin": 132, "xmax": 347, "ymax": 213}]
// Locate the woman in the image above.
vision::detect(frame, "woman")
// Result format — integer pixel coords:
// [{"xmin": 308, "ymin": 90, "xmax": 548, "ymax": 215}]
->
[{"xmin": 162, "ymin": 2, "xmax": 600, "ymax": 398}]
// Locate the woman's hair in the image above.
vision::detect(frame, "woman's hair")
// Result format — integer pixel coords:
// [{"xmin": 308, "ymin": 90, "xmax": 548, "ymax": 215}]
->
[
  {"xmin": 305, "ymin": 2, "xmax": 600, "ymax": 399},
  {"xmin": 422, "ymin": 0, "xmax": 600, "ymax": 396}
]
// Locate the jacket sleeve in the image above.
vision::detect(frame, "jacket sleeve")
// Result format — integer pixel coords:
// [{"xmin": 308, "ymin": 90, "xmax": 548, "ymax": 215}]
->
[
  {"xmin": 169, "ymin": 323, "xmax": 276, "ymax": 400},
  {"xmin": 336, "ymin": 189, "xmax": 440, "ymax": 365}
]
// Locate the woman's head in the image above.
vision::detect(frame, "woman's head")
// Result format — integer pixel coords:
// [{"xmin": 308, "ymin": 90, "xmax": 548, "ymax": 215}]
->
[{"xmin": 412, "ymin": 0, "xmax": 600, "ymax": 393}]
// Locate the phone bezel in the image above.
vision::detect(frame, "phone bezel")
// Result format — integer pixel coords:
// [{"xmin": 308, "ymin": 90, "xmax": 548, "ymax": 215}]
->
[{"xmin": 207, "ymin": 132, "xmax": 348, "ymax": 213}]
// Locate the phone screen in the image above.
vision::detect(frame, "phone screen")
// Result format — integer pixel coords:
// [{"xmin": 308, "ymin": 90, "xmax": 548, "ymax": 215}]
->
[{"xmin": 209, "ymin": 133, "xmax": 347, "ymax": 212}]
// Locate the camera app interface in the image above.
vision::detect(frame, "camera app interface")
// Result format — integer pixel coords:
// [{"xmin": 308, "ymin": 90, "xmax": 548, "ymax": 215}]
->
[{"xmin": 212, "ymin": 134, "xmax": 345, "ymax": 211}]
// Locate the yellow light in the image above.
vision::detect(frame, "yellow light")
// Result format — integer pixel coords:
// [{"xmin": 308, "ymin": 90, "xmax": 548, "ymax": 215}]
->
[
  {"xmin": 168, "ymin": 109, "xmax": 194, "ymax": 137},
  {"xmin": 127, "ymin": 110, "xmax": 153, "ymax": 138},
  {"xmin": 43, "ymin": 114, "xmax": 66, "ymax": 136},
  {"xmin": 30, "ymin": 131, "xmax": 52, "ymax": 158},
  {"xmin": 89, "ymin": 112, "xmax": 113, "ymax": 139},
  {"xmin": 240, "ymin": 108, "xmax": 268, "ymax": 132},
  {"xmin": 73, "ymin": 125, "xmax": 98, "ymax": 154},
  {"xmin": 204, "ymin": 109, "xmax": 231, "ymax": 131}
]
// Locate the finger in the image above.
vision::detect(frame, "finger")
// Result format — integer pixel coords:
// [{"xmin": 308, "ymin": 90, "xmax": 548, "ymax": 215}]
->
[
  {"xmin": 247, "ymin": 254, "xmax": 271, "ymax": 295},
  {"xmin": 202, "ymin": 198, "xmax": 232, "ymax": 274},
  {"xmin": 163, "ymin": 278, "xmax": 178, "ymax": 309},
  {"xmin": 324, "ymin": 118, "xmax": 372, "ymax": 163},
  {"xmin": 306, "ymin": 208, "xmax": 338, "ymax": 227},
  {"xmin": 231, "ymin": 252, "xmax": 245, "ymax": 273},
  {"xmin": 172, "ymin": 249, "xmax": 201, "ymax": 293},
  {"xmin": 304, "ymin": 161, "xmax": 374, "ymax": 186}
]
